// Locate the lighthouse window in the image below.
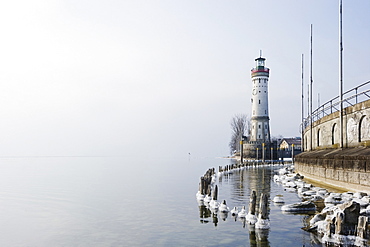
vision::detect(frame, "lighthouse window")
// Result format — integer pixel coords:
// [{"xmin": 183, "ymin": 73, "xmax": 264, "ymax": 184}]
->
[
  {"xmin": 259, "ymin": 125, "xmax": 261, "ymax": 129},
  {"xmin": 259, "ymin": 100, "xmax": 260, "ymax": 104}
]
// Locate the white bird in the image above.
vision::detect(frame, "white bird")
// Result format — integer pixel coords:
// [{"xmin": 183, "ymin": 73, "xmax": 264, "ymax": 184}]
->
[
  {"xmin": 230, "ymin": 206, "xmax": 239, "ymax": 216},
  {"xmin": 238, "ymin": 206, "xmax": 247, "ymax": 218},
  {"xmin": 219, "ymin": 200, "xmax": 229, "ymax": 213}
]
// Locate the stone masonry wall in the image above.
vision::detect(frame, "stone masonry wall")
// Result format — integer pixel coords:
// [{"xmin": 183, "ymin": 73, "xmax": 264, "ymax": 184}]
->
[
  {"xmin": 295, "ymin": 147, "xmax": 370, "ymax": 193},
  {"xmin": 303, "ymin": 99, "xmax": 370, "ymax": 151}
]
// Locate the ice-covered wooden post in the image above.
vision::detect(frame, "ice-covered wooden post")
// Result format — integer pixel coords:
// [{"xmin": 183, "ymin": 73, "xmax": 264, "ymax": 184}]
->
[
  {"xmin": 248, "ymin": 191, "xmax": 257, "ymax": 215},
  {"xmin": 199, "ymin": 177, "xmax": 204, "ymax": 195},
  {"xmin": 213, "ymin": 185, "xmax": 218, "ymax": 200},
  {"xmin": 357, "ymin": 216, "xmax": 368, "ymax": 239},
  {"xmin": 258, "ymin": 193, "xmax": 268, "ymax": 220},
  {"xmin": 246, "ymin": 190, "xmax": 257, "ymax": 224},
  {"xmin": 335, "ymin": 211, "xmax": 345, "ymax": 235},
  {"xmin": 255, "ymin": 193, "xmax": 269, "ymax": 229},
  {"xmin": 325, "ymin": 218, "xmax": 334, "ymax": 238}
]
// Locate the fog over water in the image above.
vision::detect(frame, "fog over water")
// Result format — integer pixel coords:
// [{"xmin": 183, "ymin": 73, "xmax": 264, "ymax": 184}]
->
[{"xmin": 0, "ymin": 156, "xmax": 329, "ymax": 246}]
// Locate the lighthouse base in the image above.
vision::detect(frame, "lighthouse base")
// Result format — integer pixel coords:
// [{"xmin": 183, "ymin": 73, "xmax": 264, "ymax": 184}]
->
[{"xmin": 242, "ymin": 141, "xmax": 277, "ymax": 160}]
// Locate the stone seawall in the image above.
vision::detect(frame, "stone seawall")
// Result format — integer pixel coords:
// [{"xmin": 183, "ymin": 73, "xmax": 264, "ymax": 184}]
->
[
  {"xmin": 303, "ymin": 98, "xmax": 370, "ymax": 151},
  {"xmin": 295, "ymin": 147, "xmax": 370, "ymax": 193}
]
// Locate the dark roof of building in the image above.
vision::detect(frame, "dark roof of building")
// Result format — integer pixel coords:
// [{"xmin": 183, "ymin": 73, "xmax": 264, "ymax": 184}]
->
[{"xmin": 280, "ymin": 138, "xmax": 301, "ymax": 145}]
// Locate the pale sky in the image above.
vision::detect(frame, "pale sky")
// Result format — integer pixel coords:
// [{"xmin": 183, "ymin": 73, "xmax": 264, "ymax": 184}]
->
[{"xmin": 0, "ymin": 0, "xmax": 369, "ymax": 158}]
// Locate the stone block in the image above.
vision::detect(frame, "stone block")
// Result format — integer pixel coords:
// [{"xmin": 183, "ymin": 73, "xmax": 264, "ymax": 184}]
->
[
  {"xmin": 348, "ymin": 172, "xmax": 360, "ymax": 184},
  {"xmin": 343, "ymin": 160, "xmax": 355, "ymax": 171},
  {"xmin": 337, "ymin": 170, "xmax": 346, "ymax": 182},
  {"xmin": 332, "ymin": 169, "xmax": 338, "ymax": 180},
  {"xmin": 325, "ymin": 169, "xmax": 333, "ymax": 180},
  {"xmin": 357, "ymin": 160, "xmax": 366, "ymax": 172},
  {"xmin": 335, "ymin": 159, "xmax": 343, "ymax": 170},
  {"xmin": 318, "ymin": 167, "xmax": 326, "ymax": 178},
  {"xmin": 326, "ymin": 159, "xmax": 335, "ymax": 169},
  {"xmin": 336, "ymin": 170, "xmax": 344, "ymax": 181},
  {"xmin": 317, "ymin": 158, "xmax": 324, "ymax": 167},
  {"xmin": 311, "ymin": 166, "xmax": 316, "ymax": 175},
  {"xmin": 366, "ymin": 161, "xmax": 370, "ymax": 172},
  {"xmin": 334, "ymin": 169, "xmax": 340, "ymax": 180},
  {"xmin": 347, "ymin": 159, "xmax": 366, "ymax": 172},
  {"xmin": 310, "ymin": 158, "xmax": 317, "ymax": 166},
  {"xmin": 359, "ymin": 173, "xmax": 370, "ymax": 186}
]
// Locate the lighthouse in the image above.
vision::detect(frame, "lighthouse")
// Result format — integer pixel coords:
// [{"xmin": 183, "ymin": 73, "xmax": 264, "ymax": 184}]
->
[{"xmin": 249, "ymin": 56, "xmax": 271, "ymax": 144}]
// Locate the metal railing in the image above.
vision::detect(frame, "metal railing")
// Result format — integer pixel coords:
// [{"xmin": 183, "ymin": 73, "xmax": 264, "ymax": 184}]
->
[{"xmin": 302, "ymin": 80, "xmax": 370, "ymax": 131}]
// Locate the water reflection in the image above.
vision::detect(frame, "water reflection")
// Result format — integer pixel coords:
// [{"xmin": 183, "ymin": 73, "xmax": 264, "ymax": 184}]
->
[
  {"xmin": 199, "ymin": 205, "xmax": 211, "ymax": 224},
  {"xmin": 195, "ymin": 163, "xmax": 336, "ymax": 247},
  {"xmin": 250, "ymin": 229, "xmax": 270, "ymax": 247},
  {"xmin": 198, "ymin": 164, "xmax": 273, "ymax": 246},
  {"xmin": 218, "ymin": 166, "xmax": 272, "ymax": 205}
]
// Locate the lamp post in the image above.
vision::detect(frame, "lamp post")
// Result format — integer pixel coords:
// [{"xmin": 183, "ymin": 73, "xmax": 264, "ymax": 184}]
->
[
  {"xmin": 240, "ymin": 138, "xmax": 244, "ymax": 164},
  {"xmin": 262, "ymin": 143, "xmax": 265, "ymax": 162},
  {"xmin": 271, "ymin": 147, "xmax": 273, "ymax": 164},
  {"xmin": 339, "ymin": 0, "xmax": 344, "ymax": 148}
]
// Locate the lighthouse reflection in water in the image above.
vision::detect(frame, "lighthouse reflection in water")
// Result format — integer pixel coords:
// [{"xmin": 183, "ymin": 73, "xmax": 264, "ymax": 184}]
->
[{"xmin": 197, "ymin": 164, "xmax": 319, "ymax": 247}]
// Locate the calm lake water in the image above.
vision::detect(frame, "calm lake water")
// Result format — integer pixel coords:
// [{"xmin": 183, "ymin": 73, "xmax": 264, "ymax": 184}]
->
[{"xmin": 0, "ymin": 156, "xmax": 327, "ymax": 246}]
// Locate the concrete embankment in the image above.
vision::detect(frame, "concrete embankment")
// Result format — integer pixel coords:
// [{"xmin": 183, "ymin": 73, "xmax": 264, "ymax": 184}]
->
[{"xmin": 295, "ymin": 147, "xmax": 370, "ymax": 193}]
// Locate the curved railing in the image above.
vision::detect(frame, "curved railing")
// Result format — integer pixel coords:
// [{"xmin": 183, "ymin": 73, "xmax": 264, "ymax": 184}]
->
[{"xmin": 302, "ymin": 80, "xmax": 370, "ymax": 131}]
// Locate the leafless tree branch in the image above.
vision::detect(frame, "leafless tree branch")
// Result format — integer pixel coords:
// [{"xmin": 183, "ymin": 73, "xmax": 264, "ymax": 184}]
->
[{"xmin": 229, "ymin": 114, "xmax": 250, "ymax": 154}]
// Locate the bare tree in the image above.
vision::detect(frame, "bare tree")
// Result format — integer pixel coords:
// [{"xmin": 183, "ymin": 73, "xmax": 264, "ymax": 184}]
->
[{"xmin": 229, "ymin": 114, "xmax": 250, "ymax": 154}]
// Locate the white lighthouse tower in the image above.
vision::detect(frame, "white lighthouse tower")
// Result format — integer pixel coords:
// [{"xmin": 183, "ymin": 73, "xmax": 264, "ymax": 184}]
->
[{"xmin": 250, "ymin": 56, "xmax": 271, "ymax": 144}]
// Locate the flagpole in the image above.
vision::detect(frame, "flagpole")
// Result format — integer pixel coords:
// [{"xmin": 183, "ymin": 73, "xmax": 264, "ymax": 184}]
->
[
  {"xmin": 310, "ymin": 24, "xmax": 313, "ymax": 150},
  {"xmin": 339, "ymin": 0, "xmax": 344, "ymax": 148}
]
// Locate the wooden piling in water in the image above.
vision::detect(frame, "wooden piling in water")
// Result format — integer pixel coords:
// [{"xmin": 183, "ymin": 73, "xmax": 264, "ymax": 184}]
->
[
  {"xmin": 199, "ymin": 177, "xmax": 204, "ymax": 195},
  {"xmin": 258, "ymin": 193, "xmax": 268, "ymax": 220},
  {"xmin": 213, "ymin": 185, "xmax": 218, "ymax": 200},
  {"xmin": 357, "ymin": 216, "xmax": 368, "ymax": 239},
  {"xmin": 248, "ymin": 191, "xmax": 257, "ymax": 215}
]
